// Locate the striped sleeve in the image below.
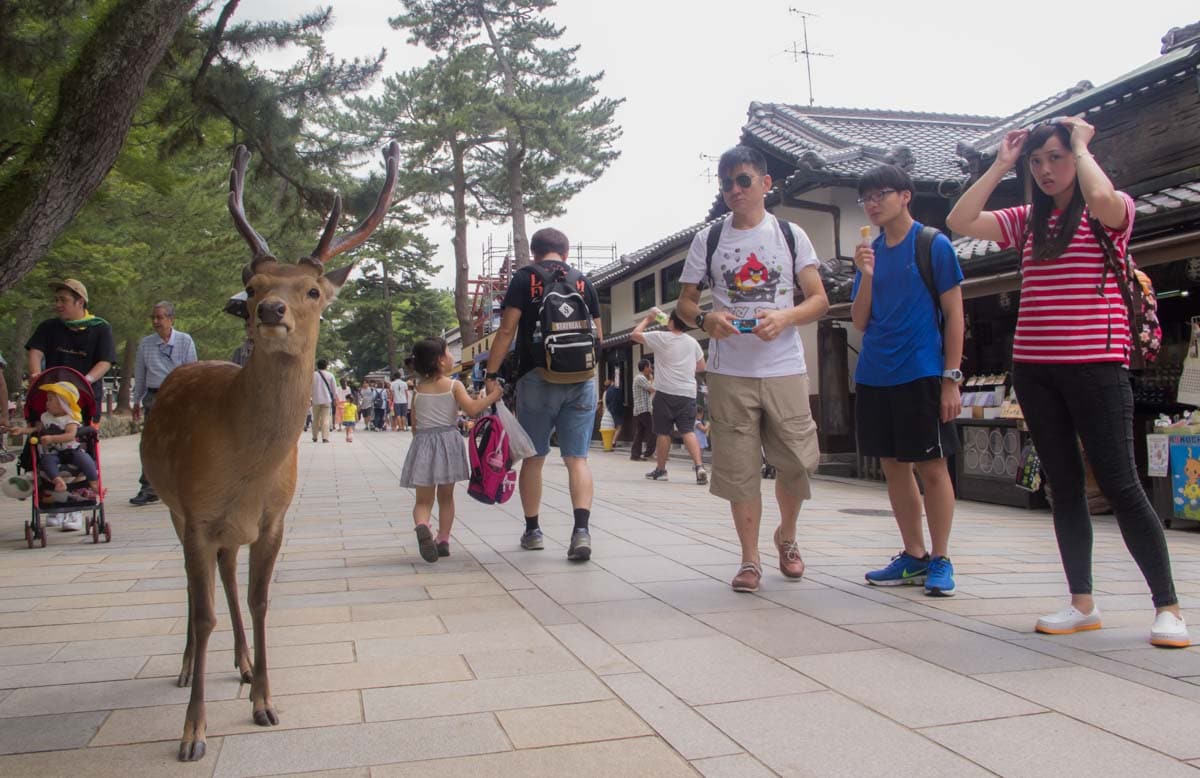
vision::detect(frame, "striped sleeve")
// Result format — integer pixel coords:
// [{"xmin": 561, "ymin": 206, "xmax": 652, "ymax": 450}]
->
[{"xmin": 992, "ymin": 204, "xmax": 1029, "ymax": 251}]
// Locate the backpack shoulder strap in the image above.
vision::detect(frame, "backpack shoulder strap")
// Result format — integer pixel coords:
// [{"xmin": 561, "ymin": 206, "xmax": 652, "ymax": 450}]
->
[
  {"xmin": 915, "ymin": 226, "xmax": 944, "ymax": 331},
  {"xmin": 704, "ymin": 217, "xmax": 727, "ymax": 285},
  {"xmin": 776, "ymin": 217, "xmax": 799, "ymax": 264}
]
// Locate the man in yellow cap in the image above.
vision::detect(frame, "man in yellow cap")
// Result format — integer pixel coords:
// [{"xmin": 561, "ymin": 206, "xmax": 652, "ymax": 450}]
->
[{"xmin": 25, "ymin": 279, "xmax": 116, "ymax": 415}]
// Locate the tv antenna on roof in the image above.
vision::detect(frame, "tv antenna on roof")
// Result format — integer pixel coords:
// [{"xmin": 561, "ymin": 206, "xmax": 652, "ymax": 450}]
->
[
  {"xmin": 698, "ymin": 152, "xmax": 720, "ymax": 183},
  {"xmin": 786, "ymin": 8, "xmax": 833, "ymax": 107}
]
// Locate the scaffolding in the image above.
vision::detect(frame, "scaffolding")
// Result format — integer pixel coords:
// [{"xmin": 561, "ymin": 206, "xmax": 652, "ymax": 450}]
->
[{"xmin": 467, "ymin": 236, "xmax": 618, "ymax": 339}]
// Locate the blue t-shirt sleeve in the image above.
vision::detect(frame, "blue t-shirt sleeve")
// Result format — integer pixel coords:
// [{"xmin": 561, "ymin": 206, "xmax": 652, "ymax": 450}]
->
[{"xmin": 932, "ymin": 234, "xmax": 963, "ymax": 295}]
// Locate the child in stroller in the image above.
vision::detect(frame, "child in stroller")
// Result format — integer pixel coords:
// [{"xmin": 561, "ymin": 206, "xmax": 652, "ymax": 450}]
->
[{"xmin": 9, "ymin": 381, "xmax": 99, "ymax": 502}]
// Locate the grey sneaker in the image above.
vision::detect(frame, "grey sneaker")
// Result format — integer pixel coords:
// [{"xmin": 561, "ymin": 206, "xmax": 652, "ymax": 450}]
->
[
  {"xmin": 414, "ymin": 524, "xmax": 438, "ymax": 563},
  {"xmin": 694, "ymin": 465, "xmax": 708, "ymax": 485},
  {"xmin": 520, "ymin": 528, "xmax": 544, "ymax": 550},
  {"xmin": 567, "ymin": 528, "xmax": 592, "ymax": 561},
  {"xmin": 645, "ymin": 468, "xmax": 668, "ymax": 481},
  {"xmin": 44, "ymin": 514, "xmax": 63, "ymax": 528}
]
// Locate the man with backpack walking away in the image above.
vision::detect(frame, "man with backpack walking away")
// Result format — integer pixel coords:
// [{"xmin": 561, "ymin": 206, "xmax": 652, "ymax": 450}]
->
[
  {"xmin": 852, "ymin": 164, "xmax": 964, "ymax": 596},
  {"xmin": 676, "ymin": 145, "xmax": 828, "ymax": 593},
  {"xmin": 485, "ymin": 227, "xmax": 603, "ymax": 561}
]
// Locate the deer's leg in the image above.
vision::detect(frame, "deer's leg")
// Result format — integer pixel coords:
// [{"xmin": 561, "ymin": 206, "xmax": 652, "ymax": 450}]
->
[
  {"xmin": 179, "ymin": 540, "xmax": 217, "ymax": 762},
  {"xmin": 218, "ymin": 546, "xmax": 253, "ymax": 683},
  {"xmin": 177, "ymin": 588, "xmax": 194, "ymax": 688},
  {"xmin": 248, "ymin": 524, "xmax": 283, "ymax": 726}
]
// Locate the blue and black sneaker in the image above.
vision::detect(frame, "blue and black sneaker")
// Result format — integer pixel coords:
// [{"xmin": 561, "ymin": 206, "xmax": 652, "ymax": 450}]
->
[
  {"xmin": 865, "ymin": 551, "xmax": 929, "ymax": 586},
  {"xmin": 924, "ymin": 556, "xmax": 956, "ymax": 597}
]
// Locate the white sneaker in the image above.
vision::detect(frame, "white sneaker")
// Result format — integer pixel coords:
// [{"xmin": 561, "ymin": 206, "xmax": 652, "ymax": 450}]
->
[
  {"xmin": 1035, "ymin": 604, "xmax": 1102, "ymax": 635},
  {"xmin": 61, "ymin": 512, "xmax": 83, "ymax": 532},
  {"xmin": 1150, "ymin": 611, "xmax": 1190, "ymax": 648},
  {"xmin": 44, "ymin": 514, "xmax": 63, "ymax": 528}
]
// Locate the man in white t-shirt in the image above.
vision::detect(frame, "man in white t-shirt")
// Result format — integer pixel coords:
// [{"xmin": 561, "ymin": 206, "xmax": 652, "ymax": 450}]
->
[
  {"xmin": 677, "ymin": 145, "xmax": 829, "ymax": 594},
  {"xmin": 390, "ymin": 371, "xmax": 409, "ymax": 432},
  {"xmin": 632, "ymin": 310, "xmax": 707, "ymax": 484}
]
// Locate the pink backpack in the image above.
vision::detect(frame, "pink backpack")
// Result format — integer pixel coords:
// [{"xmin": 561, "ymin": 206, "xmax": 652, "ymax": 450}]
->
[{"xmin": 467, "ymin": 414, "xmax": 515, "ymax": 505}]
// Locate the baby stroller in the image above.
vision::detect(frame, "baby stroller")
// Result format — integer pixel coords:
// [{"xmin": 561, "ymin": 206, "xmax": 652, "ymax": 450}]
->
[{"xmin": 17, "ymin": 367, "xmax": 110, "ymax": 547}]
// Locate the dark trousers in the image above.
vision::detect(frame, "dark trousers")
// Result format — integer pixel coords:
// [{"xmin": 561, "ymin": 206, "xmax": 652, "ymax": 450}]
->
[
  {"xmin": 42, "ymin": 448, "xmax": 98, "ymax": 482},
  {"xmin": 1013, "ymin": 361, "xmax": 1177, "ymax": 607},
  {"xmin": 630, "ymin": 412, "xmax": 653, "ymax": 459},
  {"xmin": 138, "ymin": 390, "xmax": 156, "ymax": 493}
]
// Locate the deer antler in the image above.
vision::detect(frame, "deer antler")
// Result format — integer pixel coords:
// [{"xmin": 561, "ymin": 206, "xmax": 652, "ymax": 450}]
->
[
  {"xmin": 309, "ymin": 141, "xmax": 401, "ymax": 264},
  {"xmin": 227, "ymin": 146, "xmax": 273, "ymax": 263}
]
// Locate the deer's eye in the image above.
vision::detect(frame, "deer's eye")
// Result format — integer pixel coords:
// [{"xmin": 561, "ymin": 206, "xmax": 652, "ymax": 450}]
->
[{"xmin": 307, "ymin": 288, "xmax": 320, "ymax": 299}]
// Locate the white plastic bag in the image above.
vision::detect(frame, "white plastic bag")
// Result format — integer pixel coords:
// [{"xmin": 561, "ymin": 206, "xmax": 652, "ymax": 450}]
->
[{"xmin": 495, "ymin": 401, "xmax": 536, "ymax": 463}]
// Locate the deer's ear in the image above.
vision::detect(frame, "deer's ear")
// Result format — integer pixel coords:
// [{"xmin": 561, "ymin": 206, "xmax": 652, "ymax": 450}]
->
[{"xmin": 323, "ymin": 263, "xmax": 354, "ymax": 289}]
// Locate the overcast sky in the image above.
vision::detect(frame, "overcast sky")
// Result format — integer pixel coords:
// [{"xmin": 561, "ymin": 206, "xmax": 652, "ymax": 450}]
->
[{"xmin": 241, "ymin": 0, "xmax": 1196, "ymax": 288}]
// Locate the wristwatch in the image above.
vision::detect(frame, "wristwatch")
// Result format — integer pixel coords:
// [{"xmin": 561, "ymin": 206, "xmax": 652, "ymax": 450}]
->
[
  {"xmin": 485, "ymin": 371, "xmax": 500, "ymax": 380},
  {"xmin": 694, "ymin": 312, "xmax": 707, "ymax": 331},
  {"xmin": 941, "ymin": 368, "xmax": 964, "ymax": 383}
]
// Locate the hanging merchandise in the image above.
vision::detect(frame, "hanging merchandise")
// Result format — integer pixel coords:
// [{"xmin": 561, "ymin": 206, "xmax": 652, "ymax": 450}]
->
[
  {"xmin": 1015, "ymin": 442, "xmax": 1042, "ymax": 493},
  {"xmin": 1176, "ymin": 317, "xmax": 1200, "ymax": 407}
]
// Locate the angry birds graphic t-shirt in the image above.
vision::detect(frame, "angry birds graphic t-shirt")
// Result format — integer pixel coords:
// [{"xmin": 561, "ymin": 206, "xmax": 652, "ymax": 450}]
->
[{"xmin": 680, "ymin": 213, "xmax": 819, "ymax": 378}]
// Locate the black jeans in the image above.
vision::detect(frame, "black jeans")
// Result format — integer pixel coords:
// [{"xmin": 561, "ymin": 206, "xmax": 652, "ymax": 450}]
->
[
  {"xmin": 1013, "ymin": 362, "xmax": 1177, "ymax": 608},
  {"xmin": 630, "ymin": 412, "xmax": 653, "ymax": 460}
]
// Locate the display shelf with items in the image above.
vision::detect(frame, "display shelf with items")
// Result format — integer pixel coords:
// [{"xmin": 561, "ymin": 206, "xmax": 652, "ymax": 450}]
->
[
  {"xmin": 1132, "ymin": 359, "xmax": 1183, "ymax": 410},
  {"xmin": 959, "ymin": 373, "xmax": 1008, "ymax": 420},
  {"xmin": 954, "ymin": 418, "xmax": 1045, "ymax": 509}
]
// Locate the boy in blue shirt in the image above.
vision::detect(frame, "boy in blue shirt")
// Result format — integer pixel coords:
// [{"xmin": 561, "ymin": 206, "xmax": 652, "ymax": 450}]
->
[{"xmin": 850, "ymin": 165, "xmax": 965, "ymax": 596}]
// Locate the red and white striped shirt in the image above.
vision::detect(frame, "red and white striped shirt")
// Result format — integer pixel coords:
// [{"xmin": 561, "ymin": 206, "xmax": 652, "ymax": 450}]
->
[{"xmin": 995, "ymin": 193, "xmax": 1136, "ymax": 366}]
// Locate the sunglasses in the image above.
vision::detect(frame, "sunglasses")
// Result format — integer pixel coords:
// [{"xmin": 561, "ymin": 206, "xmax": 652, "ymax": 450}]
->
[
  {"xmin": 720, "ymin": 173, "xmax": 756, "ymax": 192},
  {"xmin": 856, "ymin": 189, "xmax": 896, "ymax": 206}
]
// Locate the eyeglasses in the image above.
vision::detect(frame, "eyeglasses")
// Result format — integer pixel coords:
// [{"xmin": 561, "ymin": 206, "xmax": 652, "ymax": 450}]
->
[
  {"xmin": 720, "ymin": 173, "xmax": 756, "ymax": 192},
  {"xmin": 856, "ymin": 189, "xmax": 896, "ymax": 206}
]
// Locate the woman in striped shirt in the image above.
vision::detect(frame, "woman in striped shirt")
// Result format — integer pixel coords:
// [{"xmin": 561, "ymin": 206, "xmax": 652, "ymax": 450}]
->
[{"xmin": 948, "ymin": 117, "xmax": 1188, "ymax": 648}]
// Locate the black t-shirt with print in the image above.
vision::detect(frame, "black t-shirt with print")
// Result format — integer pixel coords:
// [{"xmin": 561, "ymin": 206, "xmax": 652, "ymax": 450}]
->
[
  {"xmin": 26, "ymin": 318, "xmax": 117, "ymax": 399},
  {"xmin": 500, "ymin": 260, "xmax": 601, "ymax": 380}
]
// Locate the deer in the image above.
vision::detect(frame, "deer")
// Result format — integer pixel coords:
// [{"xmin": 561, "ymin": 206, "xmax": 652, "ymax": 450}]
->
[{"xmin": 141, "ymin": 141, "xmax": 399, "ymax": 762}]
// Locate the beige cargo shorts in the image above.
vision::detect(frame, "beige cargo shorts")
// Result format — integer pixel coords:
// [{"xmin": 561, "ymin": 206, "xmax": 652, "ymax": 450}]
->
[{"xmin": 706, "ymin": 373, "xmax": 820, "ymax": 503}]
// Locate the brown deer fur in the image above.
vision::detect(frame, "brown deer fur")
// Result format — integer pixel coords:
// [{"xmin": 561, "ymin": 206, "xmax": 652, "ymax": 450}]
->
[{"xmin": 142, "ymin": 143, "xmax": 398, "ymax": 762}]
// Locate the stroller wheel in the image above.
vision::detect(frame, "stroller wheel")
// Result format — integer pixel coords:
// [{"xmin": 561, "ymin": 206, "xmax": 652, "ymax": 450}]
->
[
  {"xmin": 24, "ymin": 522, "xmax": 32, "ymax": 549},
  {"xmin": 103, "ymin": 523, "xmax": 112, "ymax": 543},
  {"xmin": 39, "ymin": 526, "xmax": 46, "ymax": 548},
  {"xmin": 91, "ymin": 517, "xmax": 99, "ymax": 544}
]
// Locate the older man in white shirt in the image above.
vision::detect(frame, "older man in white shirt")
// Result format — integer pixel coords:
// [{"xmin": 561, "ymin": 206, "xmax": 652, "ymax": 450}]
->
[{"xmin": 130, "ymin": 301, "xmax": 198, "ymax": 505}]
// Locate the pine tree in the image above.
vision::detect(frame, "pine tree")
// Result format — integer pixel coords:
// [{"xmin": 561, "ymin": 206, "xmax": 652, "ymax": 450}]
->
[{"xmin": 392, "ymin": 0, "xmax": 622, "ymax": 269}]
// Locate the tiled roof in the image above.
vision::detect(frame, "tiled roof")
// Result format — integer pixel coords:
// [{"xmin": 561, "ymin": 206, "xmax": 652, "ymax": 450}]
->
[
  {"xmin": 961, "ymin": 38, "xmax": 1200, "ymax": 156},
  {"xmin": 1137, "ymin": 182, "xmax": 1200, "ymax": 216},
  {"xmin": 743, "ymin": 103, "xmax": 998, "ymax": 184},
  {"xmin": 588, "ymin": 214, "xmax": 723, "ymax": 288}
]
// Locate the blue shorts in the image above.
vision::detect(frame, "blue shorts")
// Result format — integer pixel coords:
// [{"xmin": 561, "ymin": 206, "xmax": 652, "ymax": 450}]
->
[{"xmin": 516, "ymin": 370, "xmax": 597, "ymax": 458}]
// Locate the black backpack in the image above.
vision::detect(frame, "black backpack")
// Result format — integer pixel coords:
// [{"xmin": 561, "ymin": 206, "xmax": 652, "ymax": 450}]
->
[
  {"xmin": 530, "ymin": 263, "xmax": 597, "ymax": 384},
  {"xmin": 372, "ymin": 388, "xmax": 385, "ymax": 409}
]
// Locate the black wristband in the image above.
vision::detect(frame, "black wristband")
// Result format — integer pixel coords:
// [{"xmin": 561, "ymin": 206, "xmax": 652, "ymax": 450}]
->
[{"xmin": 486, "ymin": 372, "xmax": 500, "ymax": 380}]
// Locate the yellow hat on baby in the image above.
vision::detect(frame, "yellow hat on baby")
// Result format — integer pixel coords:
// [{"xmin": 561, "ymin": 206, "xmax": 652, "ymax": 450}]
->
[{"xmin": 40, "ymin": 382, "xmax": 82, "ymax": 423}]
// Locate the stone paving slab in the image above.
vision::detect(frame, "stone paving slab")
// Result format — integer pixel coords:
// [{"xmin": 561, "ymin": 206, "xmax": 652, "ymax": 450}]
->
[{"xmin": 3, "ymin": 431, "xmax": 1200, "ymax": 774}]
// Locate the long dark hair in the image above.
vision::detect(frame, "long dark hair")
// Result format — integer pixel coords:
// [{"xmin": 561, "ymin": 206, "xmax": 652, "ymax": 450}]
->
[
  {"xmin": 411, "ymin": 337, "xmax": 448, "ymax": 380},
  {"xmin": 1023, "ymin": 122, "xmax": 1084, "ymax": 260}
]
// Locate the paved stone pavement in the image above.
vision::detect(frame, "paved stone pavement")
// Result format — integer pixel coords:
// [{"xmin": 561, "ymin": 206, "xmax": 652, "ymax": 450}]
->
[{"xmin": 2, "ymin": 430, "xmax": 1200, "ymax": 777}]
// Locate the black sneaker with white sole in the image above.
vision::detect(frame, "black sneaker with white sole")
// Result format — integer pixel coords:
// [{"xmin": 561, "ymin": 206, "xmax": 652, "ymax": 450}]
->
[{"xmin": 645, "ymin": 469, "xmax": 668, "ymax": 481}]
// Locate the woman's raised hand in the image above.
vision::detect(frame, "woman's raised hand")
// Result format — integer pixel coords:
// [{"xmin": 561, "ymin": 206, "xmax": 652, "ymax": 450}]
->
[
  {"xmin": 1054, "ymin": 114, "xmax": 1095, "ymax": 152},
  {"xmin": 996, "ymin": 129, "xmax": 1028, "ymax": 170}
]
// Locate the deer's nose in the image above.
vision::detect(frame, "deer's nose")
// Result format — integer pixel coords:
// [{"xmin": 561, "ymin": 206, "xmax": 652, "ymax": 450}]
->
[{"xmin": 257, "ymin": 300, "xmax": 287, "ymax": 325}]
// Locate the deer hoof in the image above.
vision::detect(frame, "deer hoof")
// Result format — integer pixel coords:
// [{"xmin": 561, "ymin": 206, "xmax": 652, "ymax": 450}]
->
[
  {"xmin": 239, "ymin": 667, "xmax": 254, "ymax": 684},
  {"xmin": 176, "ymin": 669, "xmax": 192, "ymax": 688},
  {"xmin": 178, "ymin": 737, "xmax": 206, "ymax": 762},
  {"xmin": 253, "ymin": 705, "xmax": 279, "ymax": 726}
]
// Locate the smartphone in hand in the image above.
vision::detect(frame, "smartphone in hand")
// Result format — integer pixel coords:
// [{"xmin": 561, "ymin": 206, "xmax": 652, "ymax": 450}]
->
[{"xmin": 731, "ymin": 318, "xmax": 758, "ymax": 333}]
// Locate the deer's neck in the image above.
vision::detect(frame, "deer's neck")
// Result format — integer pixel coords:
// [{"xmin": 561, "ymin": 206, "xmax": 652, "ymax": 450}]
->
[{"xmin": 229, "ymin": 347, "xmax": 313, "ymax": 448}]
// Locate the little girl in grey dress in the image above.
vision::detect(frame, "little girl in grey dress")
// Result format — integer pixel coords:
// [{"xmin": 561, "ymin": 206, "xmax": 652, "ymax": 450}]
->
[{"xmin": 399, "ymin": 337, "xmax": 502, "ymax": 562}]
